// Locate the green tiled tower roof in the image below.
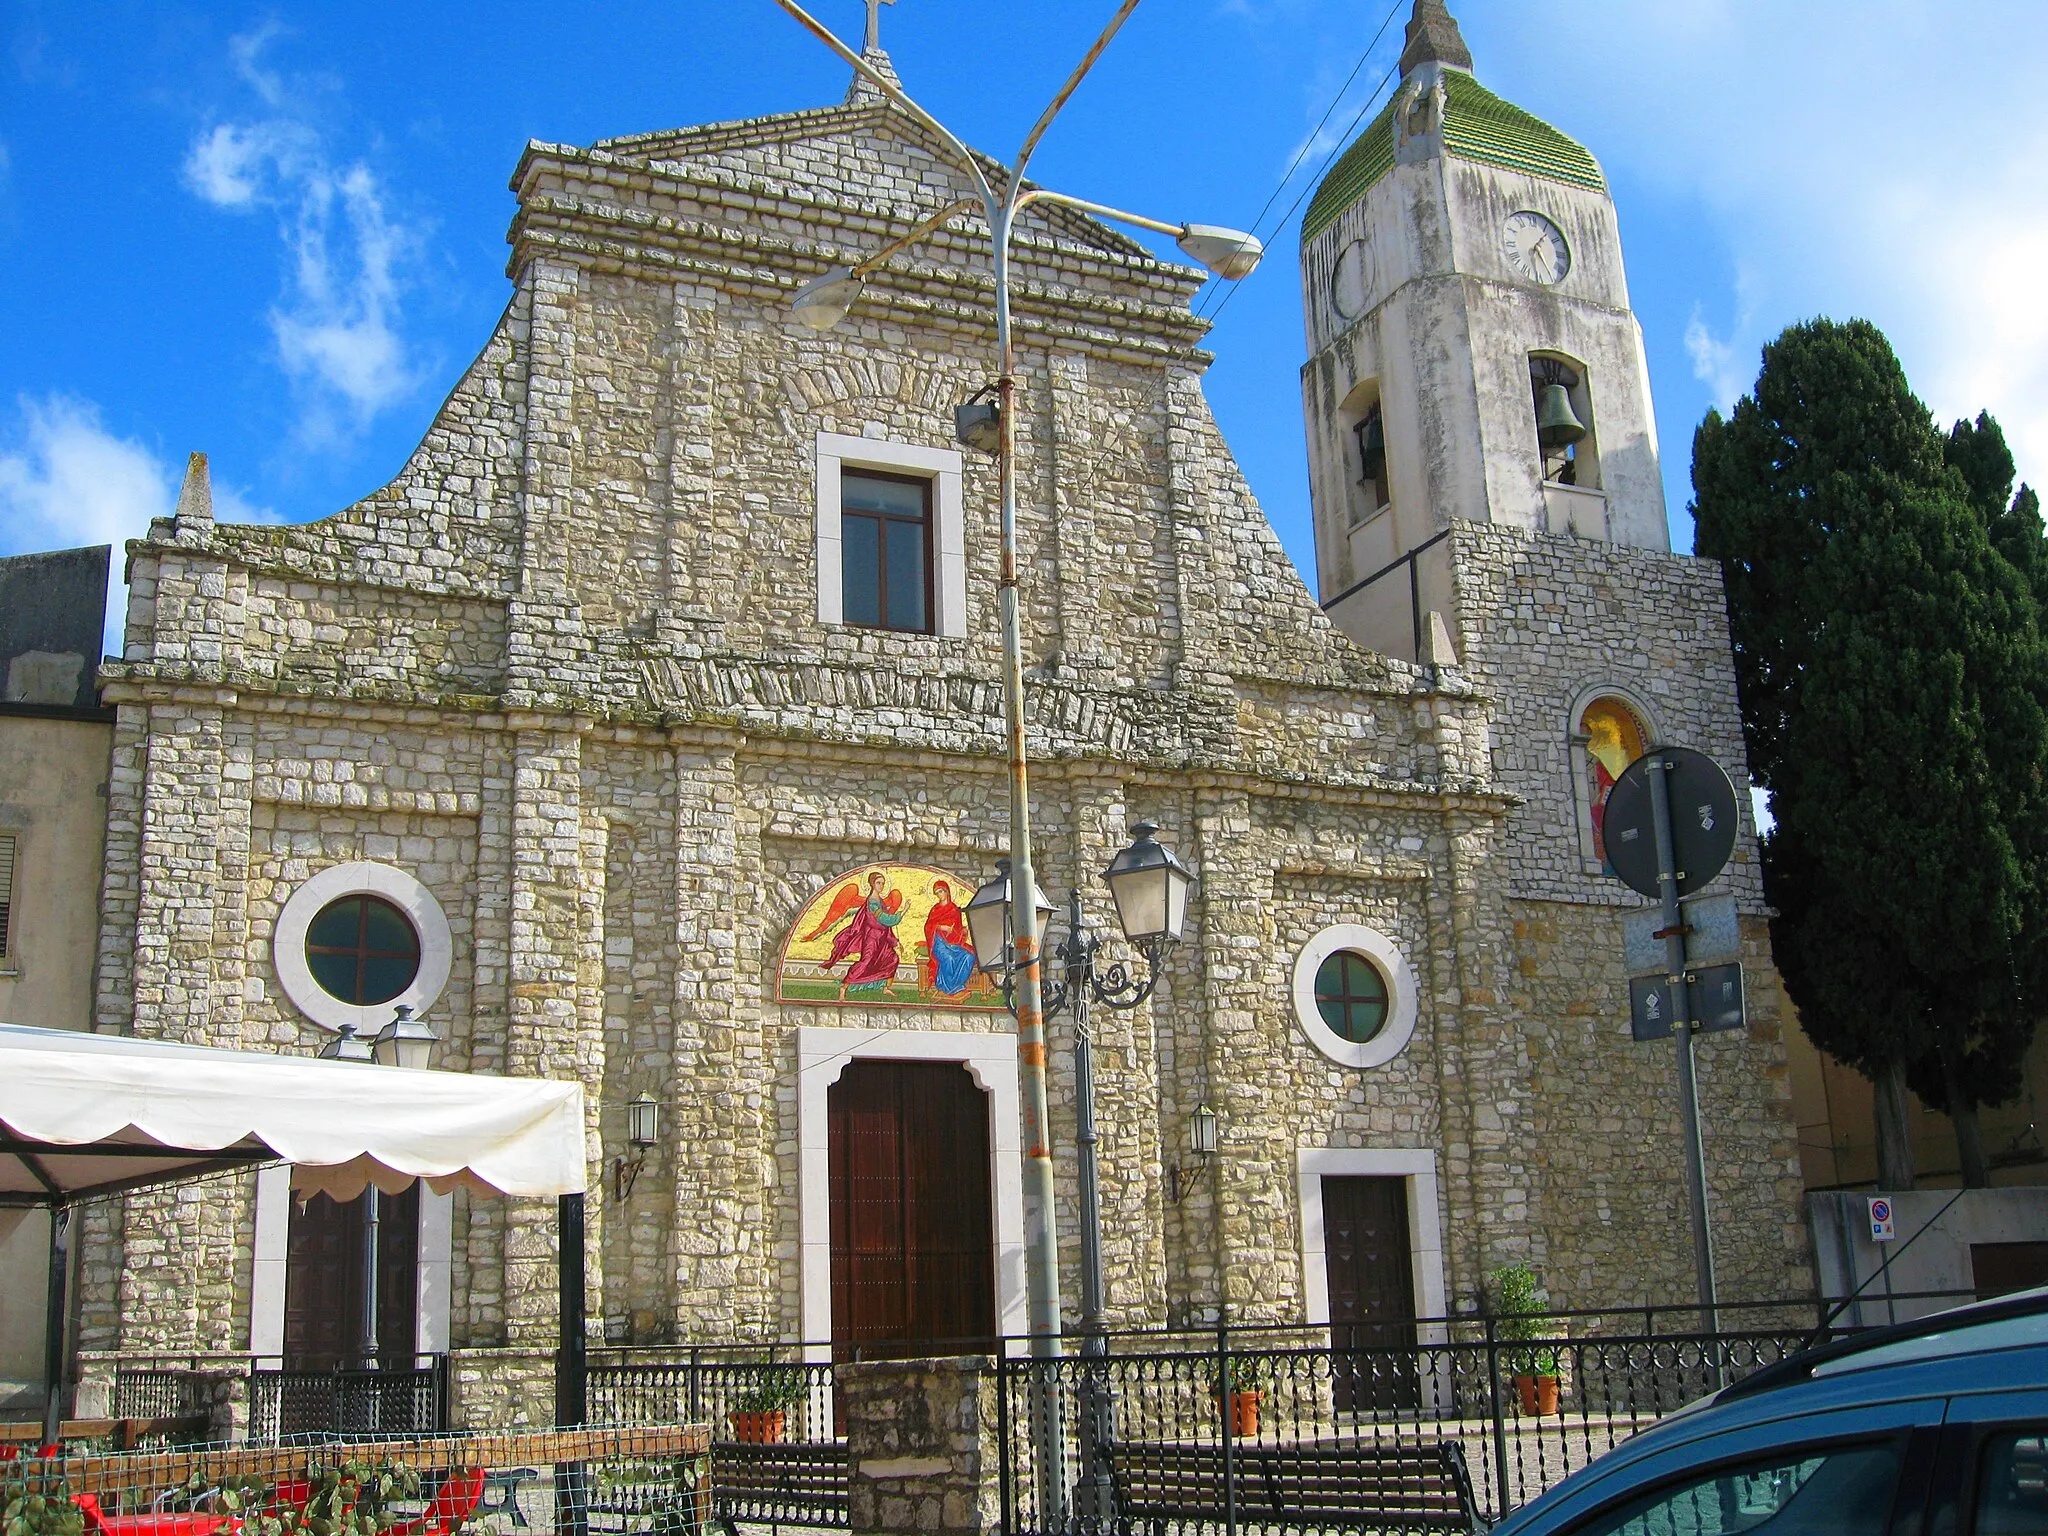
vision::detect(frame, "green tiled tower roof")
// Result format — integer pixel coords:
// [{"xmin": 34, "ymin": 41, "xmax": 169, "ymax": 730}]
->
[{"xmin": 1302, "ymin": 70, "xmax": 1606, "ymax": 245}]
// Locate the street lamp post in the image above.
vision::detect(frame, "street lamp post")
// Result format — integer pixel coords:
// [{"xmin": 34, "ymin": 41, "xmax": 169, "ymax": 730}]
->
[
  {"xmin": 770, "ymin": 0, "xmax": 1261, "ymax": 1378},
  {"xmin": 319, "ymin": 1006, "xmax": 438, "ymax": 1377},
  {"xmin": 966, "ymin": 821, "xmax": 1194, "ymax": 1518}
]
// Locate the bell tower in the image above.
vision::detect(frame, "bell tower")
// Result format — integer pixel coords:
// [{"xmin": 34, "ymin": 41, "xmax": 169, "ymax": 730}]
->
[{"xmin": 1299, "ymin": 0, "xmax": 1668, "ymax": 659}]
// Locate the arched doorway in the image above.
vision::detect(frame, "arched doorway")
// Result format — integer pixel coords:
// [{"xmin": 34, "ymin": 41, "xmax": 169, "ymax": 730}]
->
[{"xmin": 827, "ymin": 1059, "xmax": 996, "ymax": 1356}]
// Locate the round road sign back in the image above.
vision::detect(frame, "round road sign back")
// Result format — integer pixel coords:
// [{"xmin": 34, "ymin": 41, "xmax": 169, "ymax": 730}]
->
[{"xmin": 1604, "ymin": 747, "xmax": 1739, "ymax": 900}]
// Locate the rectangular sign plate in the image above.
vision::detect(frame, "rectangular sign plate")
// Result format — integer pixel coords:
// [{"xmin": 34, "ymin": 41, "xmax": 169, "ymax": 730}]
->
[
  {"xmin": 1629, "ymin": 964, "xmax": 1747, "ymax": 1041},
  {"xmin": 1624, "ymin": 892, "xmax": 1741, "ymax": 978},
  {"xmin": 1688, "ymin": 962, "xmax": 1747, "ymax": 1034},
  {"xmin": 1629, "ymin": 974, "xmax": 1677, "ymax": 1041}
]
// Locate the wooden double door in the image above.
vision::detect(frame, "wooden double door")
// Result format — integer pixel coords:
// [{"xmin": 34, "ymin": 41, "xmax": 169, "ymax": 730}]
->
[
  {"xmin": 282, "ymin": 1185, "xmax": 420, "ymax": 1369},
  {"xmin": 1322, "ymin": 1176, "xmax": 1419, "ymax": 1413},
  {"xmin": 828, "ymin": 1060, "xmax": 997, "ymax": 1356}
]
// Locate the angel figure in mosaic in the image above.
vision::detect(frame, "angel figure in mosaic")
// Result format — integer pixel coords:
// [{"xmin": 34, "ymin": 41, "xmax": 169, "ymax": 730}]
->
[{"xmin": 801, "ymin": 869, "xmax": 906, "ymax": 999}]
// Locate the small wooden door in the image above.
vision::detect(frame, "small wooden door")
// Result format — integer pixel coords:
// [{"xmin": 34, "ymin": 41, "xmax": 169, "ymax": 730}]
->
[
  {"xmin": 283, "ymin": 1185, "xmax": 420, "ymax": 1368},
  {"xmin": 829, "ymin": 1060, "xmax": 996, "ymax": 1356},
  {"xmin": 1322, "ymin": 1176, "xmax": 1417, "ymax": 1412}
]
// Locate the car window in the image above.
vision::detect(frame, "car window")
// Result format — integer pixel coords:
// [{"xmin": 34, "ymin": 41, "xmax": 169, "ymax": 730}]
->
[
  {"xmin": 1572, "ymin": 1441, "xmax": 1903, "ymax": 1536},
  {"xmin": 1975, "ymin": 1433, "xmax": 2048, "ymax": 1536}
]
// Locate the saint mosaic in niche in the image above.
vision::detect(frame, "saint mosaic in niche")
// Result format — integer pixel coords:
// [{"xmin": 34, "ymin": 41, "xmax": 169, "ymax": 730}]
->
[{"xmin": 1581, "ymin": 697, "xmax": 1648, "ymax": 874}]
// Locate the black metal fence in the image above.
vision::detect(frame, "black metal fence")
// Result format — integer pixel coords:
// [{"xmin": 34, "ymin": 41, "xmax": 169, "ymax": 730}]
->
[
  {"xmin": 246, "ymin": 1356, "xmax": 449, "ymax": 1441},
  {"xmin": 91, "ymin": 1292, "xmax": 1951, "ymax": 1533},
  {"xmin": 591, "ymin": 1349, "xmax": 845, "ymax": 1530},
  {"xmin": 993, "ymin": 1298, "xmax": 1913, "ymax": 1536},
  {"xmin": 110, "ymin": 1367, "xmax": 205, "ymax": 1422}
]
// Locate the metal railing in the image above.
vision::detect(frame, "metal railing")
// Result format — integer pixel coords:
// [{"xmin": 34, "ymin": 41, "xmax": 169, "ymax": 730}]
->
[
  {"xmin": 1320, "ymin": 527, "xmax": 1452, "ymax": 666},
  {"xmin": 111, "ymin": 1368, "xmax": 206, "ymax": 1422},
  {"xmin": 590, "ymin": 1348, "xmax": 844, "ymax": 1529},
  {"xmin": 992, "ymin": 1296, "xmax": 1966, "ymax": 1536},
  {"xmin": 247, "ymin": 1356, "xmax": 449, "ymax": 1442}
]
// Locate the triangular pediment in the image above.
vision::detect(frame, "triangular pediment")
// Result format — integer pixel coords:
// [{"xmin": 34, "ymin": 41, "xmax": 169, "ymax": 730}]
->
[{"xmin": 591, "ymin": 94, "xmax": 1157, "ymax": 267}]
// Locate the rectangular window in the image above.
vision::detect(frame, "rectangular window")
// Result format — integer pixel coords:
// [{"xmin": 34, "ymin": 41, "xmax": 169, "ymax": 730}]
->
[
  {"xmin": 0, "ymin": 833, "xmax": 13, "ymax": 957},
  {"xmin": 841, "ymin": 469, "xmax": 932, "ymax": 633}
]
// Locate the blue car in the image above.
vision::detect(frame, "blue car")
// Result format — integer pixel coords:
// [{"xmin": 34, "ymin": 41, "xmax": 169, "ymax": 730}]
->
[{"xmin": 1488, "ymin": 1287, "xmax": 2048, "ymax": 1536}]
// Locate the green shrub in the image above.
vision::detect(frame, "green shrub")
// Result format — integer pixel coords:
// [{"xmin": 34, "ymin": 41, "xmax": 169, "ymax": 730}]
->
[
  {"xmin": 731, "ymin": 1373, "xmax": 806, "ymax": 1414},
  {"xmin": 1488, "ymin": 1262, "xmax": 1560, "ymax": 1377}
]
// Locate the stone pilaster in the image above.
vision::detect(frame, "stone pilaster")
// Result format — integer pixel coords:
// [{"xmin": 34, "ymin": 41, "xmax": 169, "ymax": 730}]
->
[
  {"xmin": 666, "ymin": 729, "xmax": 762, "ymax": 1335},
  {"xmin": 507, "ymin": 258, "xmax": 596, "ymax": 710},
  {"xmin": 504, "ymin": 715, "xmax": 600, "ymax": 1347},
  {"xmin": 841, "ymin": 1356, "xmax": 1001, "ymax": 1536}
]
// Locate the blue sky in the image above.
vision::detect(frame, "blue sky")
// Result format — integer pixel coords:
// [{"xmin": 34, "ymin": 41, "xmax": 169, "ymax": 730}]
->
[{"xmin": 3, "ymin": 1, "xmax": 2045, "ymax": 650}]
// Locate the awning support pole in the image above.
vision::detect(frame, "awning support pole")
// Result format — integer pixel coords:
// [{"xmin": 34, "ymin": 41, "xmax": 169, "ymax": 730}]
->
[
  {"xmin": 554, "ymin": 1192, "xmax": 587, "ymax": 1536},
  {"xmin": 42, "ymin": 1204, "xmax": 71, "ymax": 1448}
]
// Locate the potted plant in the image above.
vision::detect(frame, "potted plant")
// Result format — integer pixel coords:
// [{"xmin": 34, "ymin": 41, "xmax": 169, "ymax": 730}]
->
[
  {"xmin": 1206, "ymin": 1358, "xmax": 1269, "ymax": 1438},
  {"xmin": 1490, "ymin": 1262, "xmax": 1563, "ymax": 1416},
  {"xmin": 728, "ymin": 1372, "xmax": 805, "ymax": 1443}
]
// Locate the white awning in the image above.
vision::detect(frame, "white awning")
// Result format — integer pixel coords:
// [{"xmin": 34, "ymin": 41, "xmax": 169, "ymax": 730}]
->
[{"xmin": 0, "ymin": 1023, "xmax": 588, "ymax": 1205}]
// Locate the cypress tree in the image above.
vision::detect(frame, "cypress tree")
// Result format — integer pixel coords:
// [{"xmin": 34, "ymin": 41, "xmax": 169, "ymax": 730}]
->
[{"xmin": 1693, "ymin": 319, "xmax": 2048, "ymax": 1189}]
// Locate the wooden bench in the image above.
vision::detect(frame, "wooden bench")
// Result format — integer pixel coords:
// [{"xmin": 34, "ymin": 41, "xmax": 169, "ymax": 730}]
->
[
  {"xmin": 710, "ymin": 1440, "xmax": 849, "ymax": 1534},
  {"xmin": 1103, "ymin": 1437, "xmax": 1484, "ymax": 1534}
]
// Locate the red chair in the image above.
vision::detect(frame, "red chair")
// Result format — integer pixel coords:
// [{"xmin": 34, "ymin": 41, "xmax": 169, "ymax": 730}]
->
[
  {"xmin": 73, "ymin": 1493, "xmax": 237, "ymax": 1536},
  {"xmin": 387, "ymin": 1470, "xmax": 487, "ymax": 1536}
]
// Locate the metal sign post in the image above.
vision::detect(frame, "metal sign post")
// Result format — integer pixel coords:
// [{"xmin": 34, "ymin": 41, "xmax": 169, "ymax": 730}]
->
[
  {"xmin": 1608, "ymin": 746, "xmax": 1739, "ymax": 1339},
  {"xmin": 1647, "ymin": 752, "xmax": 1719, "ymax": 1338}
]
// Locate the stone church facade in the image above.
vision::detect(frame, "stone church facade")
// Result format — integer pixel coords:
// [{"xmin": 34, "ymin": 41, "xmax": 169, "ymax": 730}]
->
[{"xmin": 79, "ymin": 3, "xmax": 1807, "ymax": 1381}]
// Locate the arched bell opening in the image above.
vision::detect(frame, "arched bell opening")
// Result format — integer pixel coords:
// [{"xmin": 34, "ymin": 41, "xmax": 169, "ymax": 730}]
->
[
  {"xmin": 1335, "ymin": 379, "xmax": 1399, "ymax": 576},
  {"xmin": 1528, "ymin": 352, "xmax": 1601, "ymax": 491}
]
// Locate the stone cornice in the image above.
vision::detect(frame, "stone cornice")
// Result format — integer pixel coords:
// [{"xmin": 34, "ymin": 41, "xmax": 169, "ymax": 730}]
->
[{"xmin": 95, "ymin": 662, "xmax": 1508, "ymax": 810}]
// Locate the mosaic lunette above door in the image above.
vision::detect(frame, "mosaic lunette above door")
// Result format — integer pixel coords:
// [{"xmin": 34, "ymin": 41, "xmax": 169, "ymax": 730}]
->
[{"xmin": 777, "ymin": 863, "xmax": 1004, "ymax": 1010}]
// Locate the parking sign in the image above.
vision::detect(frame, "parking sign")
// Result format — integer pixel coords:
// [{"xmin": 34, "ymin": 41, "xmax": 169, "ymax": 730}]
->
[{"xmin": 1868, "ymin": 1197, "xmax": 1895, "ymax": 1241}]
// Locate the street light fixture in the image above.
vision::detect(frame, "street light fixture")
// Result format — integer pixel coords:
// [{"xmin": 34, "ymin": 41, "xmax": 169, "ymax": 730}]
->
[
  {"xmin": 770, "ymin": 0, "xmax": 1259, "ymax": 1388},
  {"xmin": 790, "ymin": 265, "xmax": 865, "ymax": 330},
  {"xmin": 318, "ymin": 1023, "xmax": 377, "ymax": 1064},
  {"xmin": 962, "ymin": 860, "xmax": 1054, "ymax": 975},
  {"xmin": 1100, "ymin": 822, "xmax": 1195, "ymax": 952},
  {"xmin": 371, "ymin": 1004, "xmax": 437, "ymax": 1071}
]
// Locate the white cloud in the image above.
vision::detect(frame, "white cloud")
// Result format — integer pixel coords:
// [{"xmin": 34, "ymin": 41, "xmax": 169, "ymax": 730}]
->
[
  {"xmin": 1484, "ymin": 0, "xmax": 2048, "ymax": 490},
  {"xmin": 1683, "ymin": 308, "xmax": 1744, "ymax": 411},
  {"xmin": 184, "ymin": 119, "xmax": 315, "ymax": 208},
  {"xmin": 0, "ymin": 396, "xmax": 172, "ymax": 558},
  {"xmin": 0, "ymin": 396, "xmax": 273, "ymax": 650},
  {"xmin": 183, "ymin": 26, "xmax": 425, "ymax": 443},
  {"xmin": 229, "ymin": 19, "xmax": 290, "ymax": 108}
]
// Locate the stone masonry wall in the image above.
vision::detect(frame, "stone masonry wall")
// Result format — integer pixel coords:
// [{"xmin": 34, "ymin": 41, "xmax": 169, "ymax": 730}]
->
[
  {"xmin": 81, "ymin": 87, "xmax": 1808, "ymax": 1375},
  {"xmin": 1450, "ymin": 521, "xmax": 1809, "ymax": 1304}
]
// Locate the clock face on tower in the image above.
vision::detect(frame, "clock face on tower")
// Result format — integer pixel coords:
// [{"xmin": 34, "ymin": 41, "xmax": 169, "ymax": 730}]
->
[
  {"xmin": 1503, "ymin": 210, "xmax": 1570, "ymax": 285},
  {"xmin": 1330, "ymin": 238, "xmax": 1376, "ymax": 321}
]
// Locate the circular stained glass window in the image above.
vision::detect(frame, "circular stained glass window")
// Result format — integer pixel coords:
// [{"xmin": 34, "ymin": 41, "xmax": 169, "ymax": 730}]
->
[
  {"xmin": 305, "ymin": 895, "xmax": 421, "ymax": 1006},
  {"xmin": 1314, "ymin": 951, "xmax": 1389, "ymax": 1044}
]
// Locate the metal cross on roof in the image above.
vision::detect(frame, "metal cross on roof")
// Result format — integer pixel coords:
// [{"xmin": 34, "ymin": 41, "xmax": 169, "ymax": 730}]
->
[{"xmin": 864, "ymin": 0, "xmax": 895, "ymax": 51}]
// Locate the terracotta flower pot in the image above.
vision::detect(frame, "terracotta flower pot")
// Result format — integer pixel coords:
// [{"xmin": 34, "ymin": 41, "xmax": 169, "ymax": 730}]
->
[
  {"xmin": 729, "ymin": 1409, "xmax": 787, "ymax": 1444},
  {"xmin": 1212, "ymin": 1388, "xmax": 1262, "ymax": 1437},
  {"xmin": 1513, "ymin": 1374, "xmax": 1560, "ymax": 1417}
]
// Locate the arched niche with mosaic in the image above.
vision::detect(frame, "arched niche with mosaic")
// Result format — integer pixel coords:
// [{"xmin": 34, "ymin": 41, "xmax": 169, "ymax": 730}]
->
[
  {"xmin": 777, "ymin": 862, "xmax": 1006, "ymax": 1010},
  {"xmin": 1573, "ymin": 690, "xmax": 1656, "ymax": 877}
]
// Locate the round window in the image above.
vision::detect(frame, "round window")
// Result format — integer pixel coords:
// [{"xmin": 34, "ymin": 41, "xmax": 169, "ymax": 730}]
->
[
  {"xmin": 1314, "ymin": 951, "xmax": 1389, "ymax": 1043},
  {"xmin": 1291, "ymin": 923, "xmax": 1419, "ymax": 1069},
  {"xmin": 305, "ymin": 895, "xmax": 421, "ymax": 1006}
]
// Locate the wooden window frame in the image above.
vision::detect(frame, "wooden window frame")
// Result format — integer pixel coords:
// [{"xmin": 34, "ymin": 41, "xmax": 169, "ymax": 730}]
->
[
  {"xmin": 840, "ymin": 467, "xmax": 936, "ymax": 635},
  {"xmin": 0, "ymin": 833, "xmax": 14, "ymax": 960}
]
